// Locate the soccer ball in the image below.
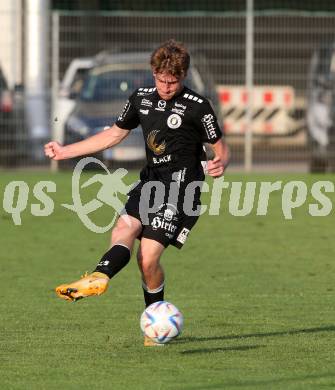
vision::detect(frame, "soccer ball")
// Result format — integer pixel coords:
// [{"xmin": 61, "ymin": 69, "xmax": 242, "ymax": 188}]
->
[{"xmin": 140, "ymin": 301, "xmax": 183, "ymax": 344}]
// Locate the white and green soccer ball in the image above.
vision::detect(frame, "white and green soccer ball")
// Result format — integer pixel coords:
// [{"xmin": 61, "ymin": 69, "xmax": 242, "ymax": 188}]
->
[{"xmin": 140, "ymin": 301, "xmax": 184, "ymax": 344}]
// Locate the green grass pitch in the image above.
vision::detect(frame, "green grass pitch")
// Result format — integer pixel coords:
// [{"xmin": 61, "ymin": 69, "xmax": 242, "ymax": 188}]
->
[{"xmin": 0, "ymin": 171, "xmax": 335, "ymax": 390}]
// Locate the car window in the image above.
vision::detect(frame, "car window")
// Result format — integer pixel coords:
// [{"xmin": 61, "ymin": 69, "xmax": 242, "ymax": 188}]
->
[
  {"xmin": 315, "ymin": 47, "xmax": 332, "ymax": 75},
  {"xmin": 311, "ymin": 46, "xmax": 335, "ymax": 87},
  {"xmin": 69, "ymin": 68, "xmax": 91, "ymax": 97},
  {"xmin": 80, "ymin": 69, "xmax": 154, "ymax": 102}
]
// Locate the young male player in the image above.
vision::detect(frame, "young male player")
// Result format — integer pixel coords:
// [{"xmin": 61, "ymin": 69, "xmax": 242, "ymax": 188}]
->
[{"xmin": 45, "ymin": 39, "xmax": 229, "ymax": 345}]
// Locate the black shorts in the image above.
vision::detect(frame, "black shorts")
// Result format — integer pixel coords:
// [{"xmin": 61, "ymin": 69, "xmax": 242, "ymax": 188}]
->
[{"xmin": 124, "ymin": 164, "xmax": 205, "ymax": 249}]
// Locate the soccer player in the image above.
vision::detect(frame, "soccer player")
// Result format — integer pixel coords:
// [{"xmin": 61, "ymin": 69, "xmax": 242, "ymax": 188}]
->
[{"xmin": 45, "ymin": 39, "xmax": 229, "ymax": 346}]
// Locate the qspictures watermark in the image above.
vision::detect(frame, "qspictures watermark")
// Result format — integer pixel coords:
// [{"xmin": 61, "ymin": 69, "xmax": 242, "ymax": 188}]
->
[{"xmin": 1, "ymin": 158, "xmax": 334, "ymax": 233}]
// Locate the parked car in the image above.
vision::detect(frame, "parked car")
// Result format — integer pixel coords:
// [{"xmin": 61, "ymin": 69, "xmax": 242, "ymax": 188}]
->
[
  {"xmin": 307, "ymin": 42, "xmax": 335, "ymax": 172},
  {"xmin": 0, "ymin": 65, "xmax": 25, "ymax": 166},
  {"xmin": 53, "ymin": 57, "xmax": 95, "ymax": 144},
  {"xmin": 63, "ymin": 51, "xmax": 223, "ymax": 166}
]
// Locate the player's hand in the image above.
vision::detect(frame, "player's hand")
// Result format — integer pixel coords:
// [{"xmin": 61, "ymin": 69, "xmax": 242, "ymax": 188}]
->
[
  {"xmin": 44, "ymin": 141, "xmax": 65, "ymax": 160},
  {"xmin": 207, "ymin": 156, "xmax": 225, "ymax": 178}
]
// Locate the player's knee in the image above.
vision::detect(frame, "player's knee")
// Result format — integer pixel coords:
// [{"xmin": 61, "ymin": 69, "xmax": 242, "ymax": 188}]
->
[
  {"xmin": 138, "ymin": 249, "xmax": 160, "ymax": 274},
  {"xmin": 112, "ymin": 218, "xmax": 141, "ymax": 242},
  {"xmin": 137, "ymin": 239, "xmax": 165, "ymax": 276},
  {"xmin": 140, "ymin": 259, "xmax": 158, "ymax": 278}
]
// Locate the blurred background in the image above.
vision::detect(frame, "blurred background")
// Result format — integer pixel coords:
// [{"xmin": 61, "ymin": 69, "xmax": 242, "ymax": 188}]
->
[{"xmin": 1, "ymin": 0, "xmax": 335, "ymax": 172}]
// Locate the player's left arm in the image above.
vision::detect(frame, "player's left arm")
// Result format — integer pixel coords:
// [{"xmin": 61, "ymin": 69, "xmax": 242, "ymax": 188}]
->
[{"xmin": 207, "ymin": 138, "xmax": 230, "ymax": 178}]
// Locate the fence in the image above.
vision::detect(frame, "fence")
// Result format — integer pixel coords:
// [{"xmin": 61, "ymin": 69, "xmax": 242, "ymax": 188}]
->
[{"xmin": 1, "ymin": 8, "xmax": 335, "ymax": 171}]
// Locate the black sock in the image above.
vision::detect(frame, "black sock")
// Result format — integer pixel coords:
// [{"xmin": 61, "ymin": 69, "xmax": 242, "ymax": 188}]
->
[
  {"xmin": 142, "ymin": 282, "xmax": 165, "ymax": 307},
  {"xmin": 94, "ymin": 244, "xmax": 131, "ymax": 279}
]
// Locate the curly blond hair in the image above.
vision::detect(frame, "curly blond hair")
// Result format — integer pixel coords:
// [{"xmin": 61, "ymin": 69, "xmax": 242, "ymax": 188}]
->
[{"xmin": 150, "ymin": 39, "xmax": 190, "ymax": 78}]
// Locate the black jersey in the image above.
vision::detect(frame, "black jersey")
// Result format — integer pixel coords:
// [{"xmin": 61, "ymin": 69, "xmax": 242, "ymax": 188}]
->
[{"xmin": 115, "ymin": 86, "xmax": 223, "ymax": 168}]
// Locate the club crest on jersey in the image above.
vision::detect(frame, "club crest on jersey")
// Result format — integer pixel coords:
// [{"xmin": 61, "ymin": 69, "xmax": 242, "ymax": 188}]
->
[{"xmin": 167, "ymin": 113, "xmax": 182, "ymax": 129}]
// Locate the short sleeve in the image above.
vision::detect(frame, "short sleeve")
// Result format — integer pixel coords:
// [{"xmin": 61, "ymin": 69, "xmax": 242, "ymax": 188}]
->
[
  {"xmin": 115, "ymin": 91, "xmax": 140, "ymax": 130},
  {"xmin": 195, "ymin": 100, "xmax": 223, "ymax": 144}
]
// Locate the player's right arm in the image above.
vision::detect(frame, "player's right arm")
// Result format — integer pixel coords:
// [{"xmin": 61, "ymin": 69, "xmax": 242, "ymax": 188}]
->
[{"xmin": 44, "ymin": 124, "xmax": 129, "ymax": 160}]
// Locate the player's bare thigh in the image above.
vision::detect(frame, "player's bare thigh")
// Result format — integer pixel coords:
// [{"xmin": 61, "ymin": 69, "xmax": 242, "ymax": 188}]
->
[{"xmin": 111, "ymin": 214, "xmax": 142, "ymax": 250}]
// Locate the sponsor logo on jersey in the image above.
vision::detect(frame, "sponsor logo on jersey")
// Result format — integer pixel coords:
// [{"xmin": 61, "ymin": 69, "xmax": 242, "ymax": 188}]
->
[
  {"xmin": 159, "ymin": 203, "xmax": 178, "ymax": 218},
  {"xmin": 155, "ymin": 100, "xmax": 166, "ymax": 111},
  {"xmin": 171, "ymin": 107, "xmax": 185, "ymax": 116},
  {"xmin": 174, "ymin": 102, "xmax": 187, "ymax": 110},
  {"xmin": 117, "ymin": 100, "xmax": 131, "ymax": 121},
  {"xmin": 147, "ymin": 130, "xmax": 166, "ymax": 155},
  {"xmin": 167, "ymin": 113, "xmax": 182, "ymax": 129},
  {"xmin": 151, "ymin": 216, "xmax": 178, "ymax": 233},
  {"xmin": 163, "ymin": 207, "xmax": 175, "ymax": 221},
  {"xmin": 140, "ymin": 109, "xmax": 149, "ymax": 115},
  {"xmin": 153, "ymin": 154, "xmax": 171, "ymax": 164},
  {"xmin": 151, "ymin": 203, "xmax": 179, "ymax": 234},
  {"xmin": 141, "ymin": 98, "xmax": 153, "ymax": 107},
  {"xmin": 201, "ymin": 113, "xmax": 217, "ymax": 139},
  {"xmin": 176, "ymin": 227, "xmax": 190, "ymax": 244},
  {"xmin": 172, "ymin": 102, "xmax": 187, "ymax": 116}
]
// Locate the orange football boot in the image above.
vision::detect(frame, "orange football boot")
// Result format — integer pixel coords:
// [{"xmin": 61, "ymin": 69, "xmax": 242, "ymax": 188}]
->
[{"xmin": 55, "ymin": 272, "xmax": 109, "ymax": 302}]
